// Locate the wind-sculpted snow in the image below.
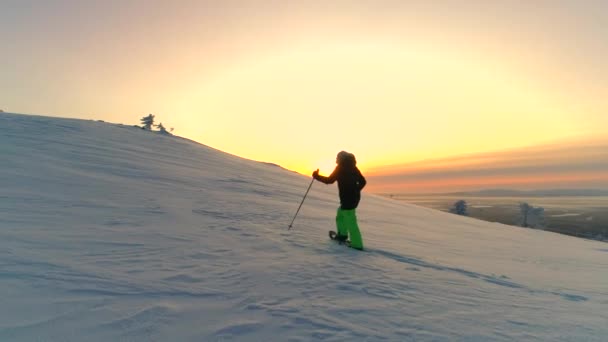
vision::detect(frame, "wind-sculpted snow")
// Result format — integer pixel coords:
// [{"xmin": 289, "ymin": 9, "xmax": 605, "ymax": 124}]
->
[{"xmin": 0, "ymin": 112, "xmax": 607, "ymax": 341}]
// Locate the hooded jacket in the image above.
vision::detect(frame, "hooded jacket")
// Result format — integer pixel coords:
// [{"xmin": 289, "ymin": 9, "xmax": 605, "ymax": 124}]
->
[{"xmin": 314, "ymin": 154, "xmax": 366, "ymax": 210}]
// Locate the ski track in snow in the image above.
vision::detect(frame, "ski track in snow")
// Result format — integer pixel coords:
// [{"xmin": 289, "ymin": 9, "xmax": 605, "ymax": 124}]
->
[
  {"xmin": 366, "ymin": 249, "xmax": 590, "ymax": 302},
  {"xmin": 1, "ymin": 113, "xmax": 607, "ymax": 341}
]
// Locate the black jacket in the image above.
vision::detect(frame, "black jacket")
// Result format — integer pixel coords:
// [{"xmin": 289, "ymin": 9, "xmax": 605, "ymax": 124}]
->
[{"xmin": 315, "ymin": 163, "xmax": 366, "ymax": 210}]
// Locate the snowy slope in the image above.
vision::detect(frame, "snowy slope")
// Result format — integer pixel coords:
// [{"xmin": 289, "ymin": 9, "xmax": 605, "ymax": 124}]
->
[{"xmin": 1, "ymin": 112, "xmax": 606, "ymax": 341}]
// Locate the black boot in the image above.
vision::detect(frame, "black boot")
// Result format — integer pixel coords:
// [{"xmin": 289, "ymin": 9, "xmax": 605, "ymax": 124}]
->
[{"xmin": 335, "ymin": 234, "xmax": 348, "ymax": 242}]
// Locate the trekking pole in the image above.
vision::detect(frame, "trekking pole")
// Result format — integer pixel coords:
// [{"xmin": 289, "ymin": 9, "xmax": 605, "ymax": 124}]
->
[{"xmin": 288, "ymin": 172, "xmax": 317, "ymax": 230}]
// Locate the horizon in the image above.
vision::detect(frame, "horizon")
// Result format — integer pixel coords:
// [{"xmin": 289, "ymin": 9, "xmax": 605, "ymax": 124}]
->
[
  {"xmin": 4, "ymin": 110, "xmax": 608, "ymax": 194},
  {"xmin": 376, "ymin": 188, "xmax": 608, "ymax": 196},
  {"xmin": 1, "ymin": 1, "xmax": 607, "ymax": 192}
]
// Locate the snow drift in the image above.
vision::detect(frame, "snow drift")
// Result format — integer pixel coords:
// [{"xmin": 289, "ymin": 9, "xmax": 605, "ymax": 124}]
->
[{"xmin": 1, "ymin": 112, "xmax": 606, "ymax": 341}]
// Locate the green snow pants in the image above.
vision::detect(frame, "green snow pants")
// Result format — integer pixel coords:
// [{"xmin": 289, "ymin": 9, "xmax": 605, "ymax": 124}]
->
[{"xmin": 336, "ymin": 208, "xmax": 364, "ymax": 250}]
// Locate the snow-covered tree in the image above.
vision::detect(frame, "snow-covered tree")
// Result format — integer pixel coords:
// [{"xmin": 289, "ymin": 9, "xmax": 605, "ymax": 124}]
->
[
  {"xmin": 449, "ymin": 200, "xmax": 468, "ymax": 216},
  {"xmin": 519, "ymin": 202, "xmax": 545, "ymax": 229},
  {"xmin": 140, "ymin": 114, "xmax": 155, "ymax": 130}
]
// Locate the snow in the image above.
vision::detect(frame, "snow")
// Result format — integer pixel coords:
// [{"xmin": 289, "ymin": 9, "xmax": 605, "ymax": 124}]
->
[{"xmin": 1, "ymin": 112, "xmax": 607, "ymax": 341}]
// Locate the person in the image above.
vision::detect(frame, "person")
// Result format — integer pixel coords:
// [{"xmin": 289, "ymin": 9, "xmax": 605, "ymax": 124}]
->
[{"xmin": 313, "ymin": 151, "xmax": 366, "ymax": 250}]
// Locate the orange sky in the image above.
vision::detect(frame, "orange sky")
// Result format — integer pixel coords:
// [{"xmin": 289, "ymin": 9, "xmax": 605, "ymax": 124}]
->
[
  {"xmin": 366, "ymin": 139, "xmax": 608, "ymax": 193},
  {"xmin": 370, "ymin": 172, "xmax": 608, "ymax": 194}
]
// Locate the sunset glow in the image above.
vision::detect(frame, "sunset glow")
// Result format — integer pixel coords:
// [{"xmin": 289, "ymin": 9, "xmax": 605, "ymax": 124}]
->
[
  {"xmin": 367, "ymin": 139, "xmax": 608, "ymax": 193},
  {"xmin": 370, "ymin": 172, "xmax": 608, "ymax": 194},
  {"xmin": 174, "ymin": 41, "xmax": 588, "ymax": 175},
  {"xmin": 2, "ymin": 1, "xmax": 607, "ymax": 192}
]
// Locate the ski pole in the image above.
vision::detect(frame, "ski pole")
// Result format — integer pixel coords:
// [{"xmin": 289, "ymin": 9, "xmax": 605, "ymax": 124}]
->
[{"xmin": 288, "ymin": 172, "xmax": 316, "ymax": 230}]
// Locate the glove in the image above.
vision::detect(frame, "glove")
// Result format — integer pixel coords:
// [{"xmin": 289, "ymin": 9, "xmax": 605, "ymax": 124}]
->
[{"xmin": 312, "ymin": 169, "xmax": 319, "ymax": 179}]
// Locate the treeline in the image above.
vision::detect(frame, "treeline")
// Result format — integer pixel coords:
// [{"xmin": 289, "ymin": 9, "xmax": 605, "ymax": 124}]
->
[
  {"xmin": 449, "ymin": 200, "xmax": 545, "ymax": 229},
  {"xmin": 138, "ymin": 114, "xmax": 173, "ymax": 134}
]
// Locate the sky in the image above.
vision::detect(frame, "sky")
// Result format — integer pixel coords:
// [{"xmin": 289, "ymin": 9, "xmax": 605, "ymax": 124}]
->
[
  {"xmin": 1, "ymin": 0, "xmax": 607, "ymax": 192},
  {"xmin": 367, "ymin": 138, "xmax": 608, "ymax": 193}
]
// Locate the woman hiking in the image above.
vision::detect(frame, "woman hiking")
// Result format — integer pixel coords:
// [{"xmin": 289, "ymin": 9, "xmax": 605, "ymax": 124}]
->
[{"xmin": 313, "ymin": 151, "xmax": 366, "ymax": 250}]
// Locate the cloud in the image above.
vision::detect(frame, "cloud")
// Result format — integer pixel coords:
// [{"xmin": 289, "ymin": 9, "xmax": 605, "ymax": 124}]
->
[{"xmin": 366, "ymin": 139, "xmax": 608, "ymax": 193}]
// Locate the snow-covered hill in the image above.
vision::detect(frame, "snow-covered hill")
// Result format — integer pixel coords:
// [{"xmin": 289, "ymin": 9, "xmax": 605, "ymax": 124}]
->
[{"xmin": 1, "ymin": 112, "xmax": 606, "ymax": 341}]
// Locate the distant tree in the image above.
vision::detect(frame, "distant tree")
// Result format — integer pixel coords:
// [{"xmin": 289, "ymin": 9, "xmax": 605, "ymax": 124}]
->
[
  {"xmin": 140, "ymin": 114, "xmax": 155, "ymax": 130},
  {"xmin": 155, "ymin": 122, "xmax": 170, "ymax": 134},
  {"xmin": 519, "ymin": 202, "xmax": 531, "ymax": 227},
  {"xmin": 450, "ymin": 200, "xmax": 468, "ymax": 216},
  {"xmin": 519, "ymin": 202, "xmax": 545, "ymax": 229}
]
